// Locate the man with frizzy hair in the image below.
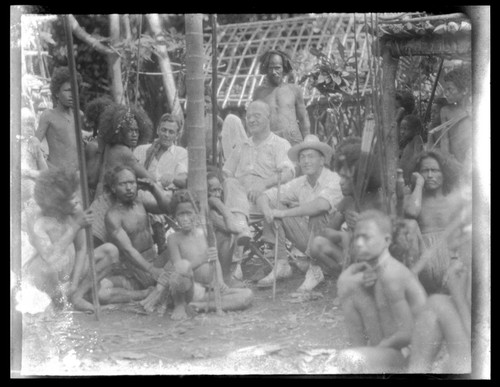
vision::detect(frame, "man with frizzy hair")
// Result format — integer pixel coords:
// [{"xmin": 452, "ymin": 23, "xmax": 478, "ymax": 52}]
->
[
  {"xmin": 23, "ymin": 167, "xmax": 119, "ymax": 312},
  {"xmin": 335, "ymin": 209, "xmax": 427, "ymax": 373},
  {"xmin": 253, "ymin": 49, "xmax": 310, "ymax": 146}
]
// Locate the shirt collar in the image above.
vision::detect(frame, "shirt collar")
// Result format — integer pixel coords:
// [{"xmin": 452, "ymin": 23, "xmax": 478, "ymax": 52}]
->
[{"xmin": 301, "ymin": 166, "xmax": 327, "ymax": 188}]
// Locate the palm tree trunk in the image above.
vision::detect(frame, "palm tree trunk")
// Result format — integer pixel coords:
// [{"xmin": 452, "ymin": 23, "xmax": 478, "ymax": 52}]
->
[
  {"xmin": 146, "ymin": 14, "xmax": 182, "ymax": 117},
  {"xmin": 108, "ymin": 14, "xmax": 125, "ymax": 104},
  {"xmin": 185, "ymin": 14, "xmax": 208, "ymax": 214}
]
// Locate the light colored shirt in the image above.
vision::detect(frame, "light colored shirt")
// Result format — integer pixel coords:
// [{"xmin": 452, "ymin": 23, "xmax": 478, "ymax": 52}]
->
[
  {"xmin": 264, "ymin": 166, "xmax": 342, "ymax": 215},
  {"xmin": 223, "ymin": 132, "xmax": 294, "ymax": 183},
  {"xmin": 134, "ymin": 143, "xmax": 188, "ymax": 186}
]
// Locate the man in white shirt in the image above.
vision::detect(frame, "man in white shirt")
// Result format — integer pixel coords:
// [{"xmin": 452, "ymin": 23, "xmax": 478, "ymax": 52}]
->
[
  {"xmin": 134, "ymin": 113, "xmax": 187, "ymax": 250},
  {"xmin": 222, "ymin": 100, "xmax": 295, "ymax": 246},
  {"xmin": 256, "ymin": 134, "xmax": 342, "ymax": 291}
]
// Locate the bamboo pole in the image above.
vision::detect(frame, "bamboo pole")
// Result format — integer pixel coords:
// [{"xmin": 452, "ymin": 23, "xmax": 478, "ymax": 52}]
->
[
  {"xmin": 63, "ymin": 15, "xmax": 101, "ymax": 320},
  {"xmin": 377, "ymin": 13, "xmax": 468, "ymax": 24},
  {"xmin": 134, "ymin": 14, "xmax": 142, "ymax": 108},
  {"xmin": 210, "ymin": 14, "xmax": 218, "ymax": 166}
]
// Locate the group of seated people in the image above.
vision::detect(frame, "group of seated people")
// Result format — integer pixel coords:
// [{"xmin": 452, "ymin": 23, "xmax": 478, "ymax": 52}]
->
[{"xmin": 17, "ymin": 64, "xmax": 472, "ymax": 373}]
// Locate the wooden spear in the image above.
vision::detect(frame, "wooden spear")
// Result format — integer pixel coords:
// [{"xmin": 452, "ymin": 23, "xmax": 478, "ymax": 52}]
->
[
  {"xmin": 63, "ymin": 15, "xmax": 101, "ymax": 320},
  {"xmin": 272, "ymin": 169, "xmax": 282, "ymax": 302}
]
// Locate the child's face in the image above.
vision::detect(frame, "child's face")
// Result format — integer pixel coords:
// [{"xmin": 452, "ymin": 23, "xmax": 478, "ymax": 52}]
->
[
  {"xmin": 352, "ymin": 219, "xmax": 390, "ymax": 262},
  {"xmin": 444, "ymin": 81, "xmax": 466, "ymax": 105},
  {"xmin": 207, "ymin": 177, "xmax": 223, "ymax": 200},
  {"xmin": 175, "ymin": 202, "xmax": 197, "ymax": 231},
  {"xmin": 122, "ymin": 120, "xmax": 139, "ymax": 148},
  {"xmin": 339, "ymin": 165, "xmax": 355, "ymax": 197},
  {"xmin": 57, "ymin": 81, "xmax": 73, "ymax": 108}
]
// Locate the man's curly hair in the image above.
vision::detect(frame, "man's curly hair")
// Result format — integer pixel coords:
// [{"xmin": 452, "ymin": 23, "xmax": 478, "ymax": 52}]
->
[
  {"xmin": 98, "ymin": 104, "xmax": 153, "ymax": 146},
  {"xmin": 50, "ymin": 67, "xmax": 82, "ymax": 101},
  {"xmin": 104, "ymin": 164, "xmax": 136, "ymax": 196},
  {"xmin": 332, "ymin": 137, "xmax": 382, "ymax": 192},
  {"xmin": 444, "ymin": 67, "xmax": 471, "ymax": 93},
  {"xmin": 34, "ymin": 167, "xmax": 79, "ymax": 216},
  {"xmin": 411, "ymin": 150, "xmax": 460, "ymax": 195},
  {"xmin": 84, "ymin": 96, "xmax": 115, "ymax": 137},
  {"xmin": 395, "ymin": 90, "xmax": 415, "ymax": 115},
  {"xmin": 259, "ymin": 49, "xmax": 293, "ymax": 75},
  {"xmin": 171, "ymin": 189, "xmax": 200, "ymax": 215}
]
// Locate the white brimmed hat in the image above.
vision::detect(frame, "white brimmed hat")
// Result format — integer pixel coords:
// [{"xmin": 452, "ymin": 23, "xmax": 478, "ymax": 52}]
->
[{"xmin": 288, "ymin": 134, "xmax": 333, "ymax": 164}]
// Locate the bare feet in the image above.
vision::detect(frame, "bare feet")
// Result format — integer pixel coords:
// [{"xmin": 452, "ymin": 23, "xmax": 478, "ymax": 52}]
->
[
  {"xmin": 140, "ymin": 286, "xmax": 166, "ymax": 313},
  {"xmin": 71, "ymin": 294, "xmax": 95, "ymax": 313},
  {"xmin": 171, "ymin": 304, "xmax": 188, "ymax": 320}
]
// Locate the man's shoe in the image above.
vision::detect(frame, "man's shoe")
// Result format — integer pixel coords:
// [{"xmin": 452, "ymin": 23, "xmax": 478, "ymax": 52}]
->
[
  {"xmin": 297, "ymin": 264, "xmax": 324, "ymax": 292},
  {"xmin": 256, "ymin": 260, "xmax": 293, "ymax": 288}
]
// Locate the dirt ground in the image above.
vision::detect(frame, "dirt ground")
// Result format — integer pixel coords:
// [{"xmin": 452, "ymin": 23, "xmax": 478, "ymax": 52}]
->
[{"xmin": 19, "ymin": 259, "xmax": 354, "ymax": 376}]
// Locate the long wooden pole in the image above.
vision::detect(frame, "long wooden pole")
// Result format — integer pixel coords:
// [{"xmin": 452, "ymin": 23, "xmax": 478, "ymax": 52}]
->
[
  {"xmin": 423, "ymin": 57, "xmax": 444, "ymax": 126},
  {"xmin": 211, "ymin": 14, "xmax": 218, "ymax": 166},
  {"xmin": 63, "ymin": 15, "xmax": 101, "ymax": 320}
]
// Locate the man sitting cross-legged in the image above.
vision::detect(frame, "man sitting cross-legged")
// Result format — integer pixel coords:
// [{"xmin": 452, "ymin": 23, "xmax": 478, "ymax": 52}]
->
[
  {"xmin": 141, "ymin": 190, "xmax": 253, "ymax": 320},
  {"xmin": 103, "ymin": 165, "xmax": 175, "ymax": 307},
  {"xmin": 335, "ymin": 210, "xmax": 427, "ymax": 373},
  {"xmin": 256, "ymin": 134, "xmax": 342, "ymax": 291},
  {"xmin": 23, "ymin": 167, "xmax": 119, "ymax": 312}
]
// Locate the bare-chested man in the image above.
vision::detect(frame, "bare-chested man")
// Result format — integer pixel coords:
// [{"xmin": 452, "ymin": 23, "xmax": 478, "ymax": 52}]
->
[
  {"xmin": 35, "ymin": 67, "xmax": 90, "ymax": 169},
  {"xmin": 104, "ymin": 166, "xmax": 174, "ymax": 304},
  {"xmin": 253, "ymin": 49, "xmax": 310, "ymax": 146},
  {"xmin": 404, "ymin": 150, "xmax": 462, "ymax": 294},
  {"xmin": 439, "ymin": 67, "xmax": 472, "ymax": 164},
  {"xmin": 142, "ymin": 190, "xmax": 253, "ymax": 320},
  {"xmin": 23, "ymin": 167, "xmax": 119, "ymax": 312},
  {"xmin": 335, "ymin": 210, "xmax": 427, "ymax": 373},
  {"xmin": 89, "ymin": 104, "xmax": 155, "ymax": 246}
]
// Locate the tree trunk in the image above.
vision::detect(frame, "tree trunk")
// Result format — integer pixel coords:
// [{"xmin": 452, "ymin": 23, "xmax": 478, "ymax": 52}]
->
[
  {"xmin": 380, "ymin": 46, "xmax": 399, "ymax": 203},
  {"xmin": 108, "ymin": 14, "xmax": 125, "ymax": 104},
  {"xmin": 146, "ymin": 14, "xmax": 182, "ymax": 117},
  {"xmin": 185, "ymin": 14, "xmax": 208, "ymax": 215}
]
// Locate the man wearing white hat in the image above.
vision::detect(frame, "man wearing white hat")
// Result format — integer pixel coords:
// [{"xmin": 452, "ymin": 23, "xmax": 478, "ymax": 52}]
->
[{"xmin": 256, "ymin": 134, "xmax": 343, "ymax": 291}]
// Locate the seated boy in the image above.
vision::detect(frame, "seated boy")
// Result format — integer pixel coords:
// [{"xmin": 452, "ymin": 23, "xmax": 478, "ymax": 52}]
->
[
  {"xmin": 141, "ymin": 190, "xmax": 253, "ymax": 319},
  {"xmin": 335, "ymin": 210, "xmax": 428, "ymax": 373}
]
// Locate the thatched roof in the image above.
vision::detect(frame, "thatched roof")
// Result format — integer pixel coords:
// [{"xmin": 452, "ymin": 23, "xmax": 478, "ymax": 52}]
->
[
  {"xmin": 366, "ymin": 12, "xmax": 472, "ymax": 58},
  {"xmin": 203, "ymin": 13, "xmax": 375, "ymax": 108}
]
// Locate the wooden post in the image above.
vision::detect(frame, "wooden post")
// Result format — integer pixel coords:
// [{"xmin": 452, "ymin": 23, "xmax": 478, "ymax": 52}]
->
[
  {"xmin": 211, "ymin": 14, "xmax": 218, "ymax": 166},
  {"xmin": 10, "ymin": 5, "xmax": 23, "ymax": 378},
  {"xmin": 380, "ymin": 45, "xmax": 399, "ymax": 204},
  {"xmin": 63, "ymin": 15, "xmax": 101, "ymax": 320}
]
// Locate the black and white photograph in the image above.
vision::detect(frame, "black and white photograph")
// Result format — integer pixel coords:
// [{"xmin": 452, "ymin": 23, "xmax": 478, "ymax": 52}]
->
[{"xmin": 10, "ymin": 8, "xmax": 490, "ymax": 378}]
